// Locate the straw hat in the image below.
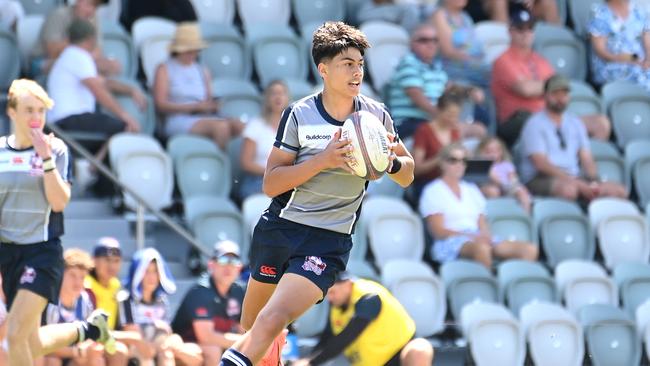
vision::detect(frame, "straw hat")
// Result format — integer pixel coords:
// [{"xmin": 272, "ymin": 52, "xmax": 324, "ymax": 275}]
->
[{"xmin": 169, "ymin": 22, "xmax": 207, "ymax": 53}]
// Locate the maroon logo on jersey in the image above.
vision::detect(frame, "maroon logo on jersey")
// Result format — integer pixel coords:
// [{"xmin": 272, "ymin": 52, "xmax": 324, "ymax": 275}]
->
[
  {"xmin": 20, "ymin": 266, "xmax": 36, "ymax": 284},
  {"xmin": 259, "ymin": 265, "xmax": 277, "ymax": 278},
  {"xmin": 302, "ymin": 256, "xmax": 326, "ymax": 276}
]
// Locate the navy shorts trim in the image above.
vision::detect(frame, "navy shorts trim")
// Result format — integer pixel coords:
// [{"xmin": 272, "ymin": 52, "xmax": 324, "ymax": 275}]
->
[
  {"xmin": 249, "ymin": 211, "xmax": 352, "ymax": 298},
  {"xmin": 0, "ymin": 238, "xmax": 64, "ymax": 309}
]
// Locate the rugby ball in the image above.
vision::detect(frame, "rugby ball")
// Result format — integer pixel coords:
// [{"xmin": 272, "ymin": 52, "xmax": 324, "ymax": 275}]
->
[{"xmin": 341, "ymin": 110, "xmax": 391, "ymax": 180}]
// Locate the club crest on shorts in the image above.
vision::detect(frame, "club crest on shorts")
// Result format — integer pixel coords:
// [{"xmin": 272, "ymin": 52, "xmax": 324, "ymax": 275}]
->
[
  {"xmin": 302, "ymin": 256, "xmax": 326, "ymax": 276},
  {"xmin": 20, "ymin": 266, "xmax": 36, "ymax": 284}
]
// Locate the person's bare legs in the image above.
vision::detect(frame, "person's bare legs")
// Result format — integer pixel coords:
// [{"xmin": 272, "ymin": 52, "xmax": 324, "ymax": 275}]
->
[
  {"xmin": 493, "ymin": 241, "xmax": 539, "ymax": 261},
  {"xmin": 532, "ymin": 0, "xmax": 560, "ymax": 24},
  {"xmin": 400, "ymin": 338, "xmax": 434, "ymax": 366},
  {"xmin": 459, "ymin": 239, "xmax": 493, "ymax": 268},
  {"xmin": 240, "ymin": 279, "xmax": 278, "ymax": 331},
  {"xmin": 549, "ymin": 177, "xmax": 580, "ymax": 200},
  {"xmin": 581, "ymin": 114, "xmax": 611, "ymax": 141},
  {"xmin": 229, "ymin": 274, "xmax": 322, "ymax": 365},
  {"xmin": 482, "ymin": 0, "xmax": 508, "ymax": 22},
  {"xmin": 200, "ymin": 345, "xmax": 222, "ymax": 366},
  {"xmin": 190, "ymin": 119, "xmax": 232, "ymax": 150},
  {"xmin": 162, "ymin": 334, "xmax": 203, "ymax": 366},
  {"xmin": 106, "ymin": 342, "xmax": 129, "ymax": 366},
  {"xmin": 7, "ymin": 290, "xmax": 78, "ymax": 364}
]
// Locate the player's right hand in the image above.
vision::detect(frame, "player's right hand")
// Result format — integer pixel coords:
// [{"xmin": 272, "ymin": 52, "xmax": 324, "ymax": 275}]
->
[{"xmin": 318, "ymin": 128, "xmax": 354, "ymax": 172}]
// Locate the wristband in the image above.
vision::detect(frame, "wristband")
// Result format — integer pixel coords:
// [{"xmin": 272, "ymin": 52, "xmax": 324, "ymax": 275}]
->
[
  {"xmin": 387, "ymin": 157, "xmax": 402, "ymax": 174},
  {"xmin": 42, "ymin": 158, "xmax": 56, "ymax": 172}
]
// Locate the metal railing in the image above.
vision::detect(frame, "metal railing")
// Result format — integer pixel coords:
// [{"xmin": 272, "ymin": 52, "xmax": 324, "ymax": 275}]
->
[{"xmin": 47, "ymin": 123, "xmax": 210, "ymax": 257}]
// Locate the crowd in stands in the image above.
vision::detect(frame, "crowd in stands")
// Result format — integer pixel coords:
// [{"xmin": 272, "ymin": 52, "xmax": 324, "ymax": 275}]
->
[{"xmin": 3, "ymin": 0, "xmax": 650, "ymax": 364}]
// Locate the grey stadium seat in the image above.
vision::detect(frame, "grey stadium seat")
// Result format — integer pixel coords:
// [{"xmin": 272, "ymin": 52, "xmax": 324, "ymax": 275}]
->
[
  {"xmin": 440, "ymin": 259, "xmax": 499, "ymax": 320},
  {"xmin": 360, "ymin": 21, "xmax": 409, "ymax": 92},
  {"xmin": 201, "ymin": 24, "xmax": 251, "ymax": 80},
  {"xmin": 0, "ymin": 30, "xmax": 20, "ymax": 90},
  {"xmin": 533, "ymin": 23, "xmax": 587, "ymax": 80},
  {"xmin": 291, "ymin": 0, "xmax": 345, "ymax": 30},
  {"xmin": 567, "ymin": 0, "xmax": 605, "ymax": 38},
  {"xmin": 590, "ymin": 139, "xmax": 627, "ymax": 189},
  {"xmin": 101, "ymin": 22, "xmax": 137, "ymax": 80},
  {"xmin": 497, "ymin": 260, "xmax": 558, "ymax": 315},
  {"xmin": 613, "ymin": 262, "xmax": 650, "ymax": 317},
  {"xmin": 625, "ymin": 140, "xmax": 650, "ymax": 208},
  {"xmin": 191, "ymin": 0, "xmax": 235, "ymax": 24},
  {"xmin": 20, "ymin": 0, "xmax": 61, "ymax": 15},
  {"xmin": 236, "ymin": 0, "xmax": 290, "ymax": 32},
  {"xmin": 555, "ymin": 259, "xmax": 618, "ymax": 314},
  {"xmin": 486, "ymin": 197, "xmax": 536, "ymax": 244},
  {"xmin": 212, "ymin": 78, "xmax": 262, "ymax": 123}
]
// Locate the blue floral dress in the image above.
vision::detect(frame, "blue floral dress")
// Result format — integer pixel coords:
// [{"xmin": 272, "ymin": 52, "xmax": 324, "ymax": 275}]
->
[{"xmin": 588, "ymin": 3, "xmax": 650, "ymax": 89}]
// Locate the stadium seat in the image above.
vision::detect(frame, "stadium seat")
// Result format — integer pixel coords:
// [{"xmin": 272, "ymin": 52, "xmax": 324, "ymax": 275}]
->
[
  {"xmin": 519, "ymin": 302, "xmax": 584, "ymax": 366},
  {"xmin": 601, "ymin": 80, "xmax": 650, "ymax": 148},
  {"xmin": 20, "ymin": 0, "xmax": 61, "ymax": 15},
  {"xmin": 346, "ymin": 259, "xmax": 379, "ymax": 281},
  {"xmin": 532, "ymin": 198, "xmax": 595, "ymax": 267},
  {"xmin": 251, "ymin": 32, "xmax": 308, "ymax": 88},
  {"xmin": 95, "ymin": 0, "xmax": 121, "ymax": 22},
  {"xmin": 212, "ymin": 78, "xmax": 262, "ymax": 123},
  {"xmin": 191, "ymin": 0, "xmax": 236, "ymax": 24},
  {"xmin": 101, "ymin": 78, "xmax": 156, "ymax": 135},
  {"xmin": 65, "ymin": 199, "xmax": 115, "ymax": 218},
  {"xmin": 292, "ymin": 300, "xmax": 330, "ymax": 338},
  {"xmin": 62, "ymin": 217, "xmax": 135, "ymax": 257},
  {"xmin": 292, "ymin": 0, "xmax": 345, "ymax": 30},
  {"xmin": 167, "ymin": 134, "xmax": 231, "ymax": 199},
  {"xmin": 440, "ymin": 259, "xmax": 499, "ymax": 320},
  {"xmin": 184, "ymin": 196, "xmax": 246, "ymax": 257},
  {"xmin": 366, "ymin": 174, "xmax": 405, "ymax": 198},
  {"xmin": 140, "ymin": 36, "xmax": 171, "ymax": 87},
  {"xmin": 590, "ymin": 139, "xmax": 627, "ymax": 189},
  {"xmin": 242, "ymin": 193, "xmax": 271, "ymax": 237},
  {"xmin": 16, "ymin": 15, "xmax": 44, "ymax": 72},
  {"xmin": 613, "ymin": 262, "xmax": 650, "ymax": 317},
  {"xmin": 381, "ymin": 259, "xmax": 446, "ymax": 336},
  {"xmin": 101, "ymin": 22, "xmax": 137, "ymax": 80},
  {"xmin": 486, "ymin": 198, "xmax": 536, "ymax": 244},
  {"xmin": 568, "ymin": 80, "xmax": 603, "ymax": 116},
  {"xmin": 236, "ymin": 0, "xmax": 291, "ymax": 31},
  {"xmin": 460, "ymin": 302, "xmax": 525, "ymax": 366},
  {"xmin": 636, "ymin": 300, "xmax": 650, "ymax": 362},
  {"xmin": 201, "ymin": 24, "xmax": 251, "ymax": 80},
  {"xmin": 285, "ymin": 78, "xmax": 315, "ymax": 101},
  {"xmin": 131, "ymin": 16, "xmax": 176, "ymax": 52},
  {"xmin": 497, "ymin": 260, "xmax": 558, "ymax": 315},
  {"xmin": 227, "ymin": 136, "xmax": 243, "ymax": 198},
  {"xmin": 568, "ymin": 0, "xmax": 605, "ymax": 37},
  {"xmin": 366, "ymin": 209, "xmax": 425, "ymax": 269},
  {"xmin": 625, "ymin": 140, "xmax": 650, "ymax": 208},
  {"xmin": 533, "ymin": 23, "xmax": 587, "ymax": 80},
  {"xmin": 474, "ymin": 21, "xmax": 510, "ymax": 64},
  {"xmin": 0, "ymin": 30, "xmax": 20, "ymax": 90},
  {"xmin": 168, "ymin": 278, "xmax": 196, "ymax": 316},
  {"xmin": 555, "ymin": 260, "xmax": 618, "ymax": 314},
  {"xmin": 360, "ymin": 21, "xmax": 410, "ymax": 92},
  {"xmin": 578, "ymin": 303, "xmax": 641, "ymax": 366},
  {"xmin": 108, "ymin": 133, "xmax": 173, "ymax": 211},
  {"xmin": 588, "ymin": 197, "xmax": 649, "ymax": 270}
]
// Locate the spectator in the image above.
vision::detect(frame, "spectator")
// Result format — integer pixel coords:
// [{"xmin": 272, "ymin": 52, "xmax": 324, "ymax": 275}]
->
[
  {"xmin": 239, "ymin": 80, "xmax": 290, "ymax": 201},
  {"xmin": 153, "ymin": 22, "xmax": 243, "ymax": 150},
  {"xmin": 47, "ymin": 19, "xmax": 144, "ymax": 162},
  {"xmin": 588, "ymin": 0, "xmax": 650, "ymax": 91},
  {"xmin": 430, "ymin": 0, "xmax": 491, "ymax": 90},
  {"xmin": 420, "ymin": 142, "xmax": 538, "ymax": 268},
  {"xmin": 412, "ymin": 88, "xmax": 463, "ymax": 200},
  {"xmin": 476, "ymin": 136, "xmax": 532, "ymax": 213},
  {"xmin": 293, "ymin": 272, "xmax": 434, "ymax": 366},
  {"xmin": 357, "ymin": 0, "xmax": 421, "ymax": 33},
  {"xmin": 492, "ymin": 6, "xmax": 610, "ymax": 147},
  {"xmin": 465, "ymin": 0, "xmax": 560, "ymax": 24},
  {"xmin": 171, "ymin": 240, "xmax": 245, "ymax": 365},
  {"xmin": 42, "ymin": 248, "xmax": 128, "ymax": 366},
  {"xmin": 33, "ymin": 0, "xmax": 120, "ymax": 77},
  {"xmin": 517, "ymin": 75, "xmax": 627, "ymax": 201},
  {"xmin": 119, "ymin": 248, "xmax": 202, "ymax": 366},
  {"xmin": 85, "ymin": 237, "xmax": 124, "ymax": 332},
  {"xmin": 0, "ymin": 0, "xmax": 24, "ymax": 32},
  {"xmin": 120, "ymin": 0, "xmax": 197, "ymax": 33},
  {"xmin": 387, "ymin": 23, "xmax": 486, "ymax": 139}
]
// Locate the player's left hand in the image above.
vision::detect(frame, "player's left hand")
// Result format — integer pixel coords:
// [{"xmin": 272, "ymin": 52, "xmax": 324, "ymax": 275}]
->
[
  {"xmin": 30, "ymin": 128, "xmax": 53, "ymax": 160},
  {"xmin": 386, "ymin": 132, "xmax": 399, "ymax": 172}
]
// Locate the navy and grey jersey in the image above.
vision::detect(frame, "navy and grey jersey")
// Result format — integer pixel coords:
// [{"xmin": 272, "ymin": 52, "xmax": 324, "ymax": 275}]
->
[
  {"xmin": 271, "ymin": 93, "xmax": 397, "ymax": 234},
  {"xmin": 0, "ymin": 135, "xmax": 71, "ymax": 244}
]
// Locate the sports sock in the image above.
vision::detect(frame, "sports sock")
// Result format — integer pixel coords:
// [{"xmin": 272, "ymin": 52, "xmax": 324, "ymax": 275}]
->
[
  {"xmin": 221, "ymin": 349, "xmax": 253, "ymax": 366},
  {"xmin": 75, "ymin": 321, "xmax": 100, "ymax": 342}
]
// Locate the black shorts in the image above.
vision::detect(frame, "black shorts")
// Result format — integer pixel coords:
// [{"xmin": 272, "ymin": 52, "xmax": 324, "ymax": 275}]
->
[
  {"xmin": 249, "ymin": 211, "xmax": 352, "ymax": 298},
  {"xmin": 0, "ymin": 238, "xmax": 64, "ymax": 309},
  {"xmin": 53, "ymin": 112, "xmax": 126, "ymax": 155}
]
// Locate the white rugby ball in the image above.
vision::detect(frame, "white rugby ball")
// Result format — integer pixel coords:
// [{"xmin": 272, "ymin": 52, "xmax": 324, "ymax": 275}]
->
[{"xmin": 341, "ymin": 110, "xmax": 391, "ymax": 180}]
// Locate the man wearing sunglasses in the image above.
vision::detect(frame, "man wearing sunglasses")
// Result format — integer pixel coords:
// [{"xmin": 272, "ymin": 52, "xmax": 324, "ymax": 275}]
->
[{"xmin": 171, "ymin": 240, "xmax": 246, "ymax": 365}]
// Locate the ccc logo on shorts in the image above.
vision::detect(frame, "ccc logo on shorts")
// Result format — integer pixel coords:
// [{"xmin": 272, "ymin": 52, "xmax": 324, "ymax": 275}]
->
[{"xmin": 259, "ymin": 265, "xmax": 277, "ymax": 278}]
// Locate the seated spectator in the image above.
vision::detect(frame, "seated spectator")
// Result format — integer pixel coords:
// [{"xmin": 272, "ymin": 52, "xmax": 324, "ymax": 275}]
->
[
  {"xmin": 171, "ymin": 240, "xmax": 245, "ymax": 365},
  {"xmin": 119, "ymin": 248, "xmax": 202, "ymax": 366},
  {"xmin": 518, "ymin": 75, "xmax": 627, "ymax": 201},
  {"xmin": 430, "ymin": 0, "xmax": 491, "ymax": 90},
  {"xmin": 239, "ymin": 80, "xmax": 290, "ymax": 201},
  {"xmin": 387, "ymin": 23, "xmax": 486, "ymax": 139},
  {"xmin": 293, "ymin": 272, "xmax": 434, "ymax": 366},
  {"xmin": 47, "ymin": 19, "xmax": 144, "ymax": 162},
  {"xmin": 357, "ymin": 0, "xmax": 421, "ymax": 33},
  {"xmin": 588, "ymin": 0, "xmax": 650, "ymax": 91},
  {"xmin": 412, "ymin": 88, "xmax": 463, "ymax": 200},
  {"xmin": 153, "ymin": 22, "xmax": 243, "ymax": 150},
  {"xmin": 476, "ymin": 136, "xmax": 531, "ymax": 213},
  {"xmin": 120, "ymin": 0, "xmax": 197, "ymax": 33},
  {"xmin": 32, "ymin": 0, "xmax": 120, "ymax": 77},
  {"xmin": 41, "ymin": 248, "xmax": 128, "ymax": 366},
  {"xmin": 465, "ymin": 0, "xmax": 560, "ymax": 24},
  {"xmin": 492, "ymin": 6, "xmax": 610, "ymax": 147},
  {"xmin": 420, "ymin": 142, "xmax": 538, "ymax": 268},
  {"xmin": 0, "ymin": 0, "xmax": 23, "ymax": 32}
]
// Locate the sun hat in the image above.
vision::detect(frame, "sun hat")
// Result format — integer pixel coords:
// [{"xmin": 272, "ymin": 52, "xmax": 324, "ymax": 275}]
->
[{"xmin": 169, "ymin": 22, "xmax": 207, "ymax": 53}]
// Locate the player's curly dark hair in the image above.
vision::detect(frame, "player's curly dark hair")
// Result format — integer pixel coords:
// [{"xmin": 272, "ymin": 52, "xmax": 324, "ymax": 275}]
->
[{"xmin": 311, "ymin": 21, "xmax": 370, "ymax": 67}]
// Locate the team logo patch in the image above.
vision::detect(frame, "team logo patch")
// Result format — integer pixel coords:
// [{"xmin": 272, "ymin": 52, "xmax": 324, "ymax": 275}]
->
[
  {"xmin": 259, "ymin": 265, "xmax": 277, "ymax": 278},
  {"xmin": 302, "ymin": 256, "xmax": 326, "ymax": 276},
  {"xmin": 20, "ymin": 266, "xmax": 36, "ymax": 284},
  {"xmin": 195, "ymin": 307, "xmax": 208, "ymax": 317},
  {"xmin": 226, "ymin": 298, "xmax": 240, "ymax": 317}
]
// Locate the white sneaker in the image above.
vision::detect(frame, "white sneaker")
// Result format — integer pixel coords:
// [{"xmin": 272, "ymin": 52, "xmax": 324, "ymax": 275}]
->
[{"xmin": 86, "ymin": 310, "xmax": 116, "ymax": 354}]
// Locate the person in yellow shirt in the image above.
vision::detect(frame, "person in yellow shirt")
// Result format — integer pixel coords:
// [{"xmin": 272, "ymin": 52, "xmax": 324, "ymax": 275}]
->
[{"xmin": 295, "ymin": 272, "xmax": 434, "ymax": 366}]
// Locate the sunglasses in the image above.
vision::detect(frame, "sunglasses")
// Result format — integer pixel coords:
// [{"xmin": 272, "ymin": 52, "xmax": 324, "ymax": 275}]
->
[
  {"xmin": 414, "ymin": 36, "xmax": 439, "ymax": 44},
  {"xmin": 213, "ymin": 256, "xmax": 242, "ymax": 266},
  {"xmin": 556, "ymin": 128, "xmax": 566, "ymax": 150},
  {"xmin": 446, "ymin": 157, "xmax": 468, "ymax": 164}
]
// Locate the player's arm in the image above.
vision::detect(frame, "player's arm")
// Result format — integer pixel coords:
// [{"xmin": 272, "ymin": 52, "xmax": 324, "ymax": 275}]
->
[
  {"xmin": 31, "ymin": 132, "xmax": 70, "ymax": 212},
  {"xmin": 307, "ymin": 294, "xmax": 381, "ymax": 365},
  {"xmin": 263, "ymin": 128, "xmax": 353, "ymax": 197},
  {"xmin": 192, "ymin": 320, "xmax": 242, "ymax": 349},
  {"xmin": 386, "ymin": 136, "xmax": 415, "ymax": 188}
]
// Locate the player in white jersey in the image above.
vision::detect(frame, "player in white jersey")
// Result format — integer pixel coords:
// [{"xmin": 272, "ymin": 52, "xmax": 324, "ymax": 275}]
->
[
  {"xmin": 220, "ymin": 22, "xmax": 415, "ymax": 366},
  {"xmin": 0, "ymin": 79, "xmax": 114, "ymax": 365}
]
